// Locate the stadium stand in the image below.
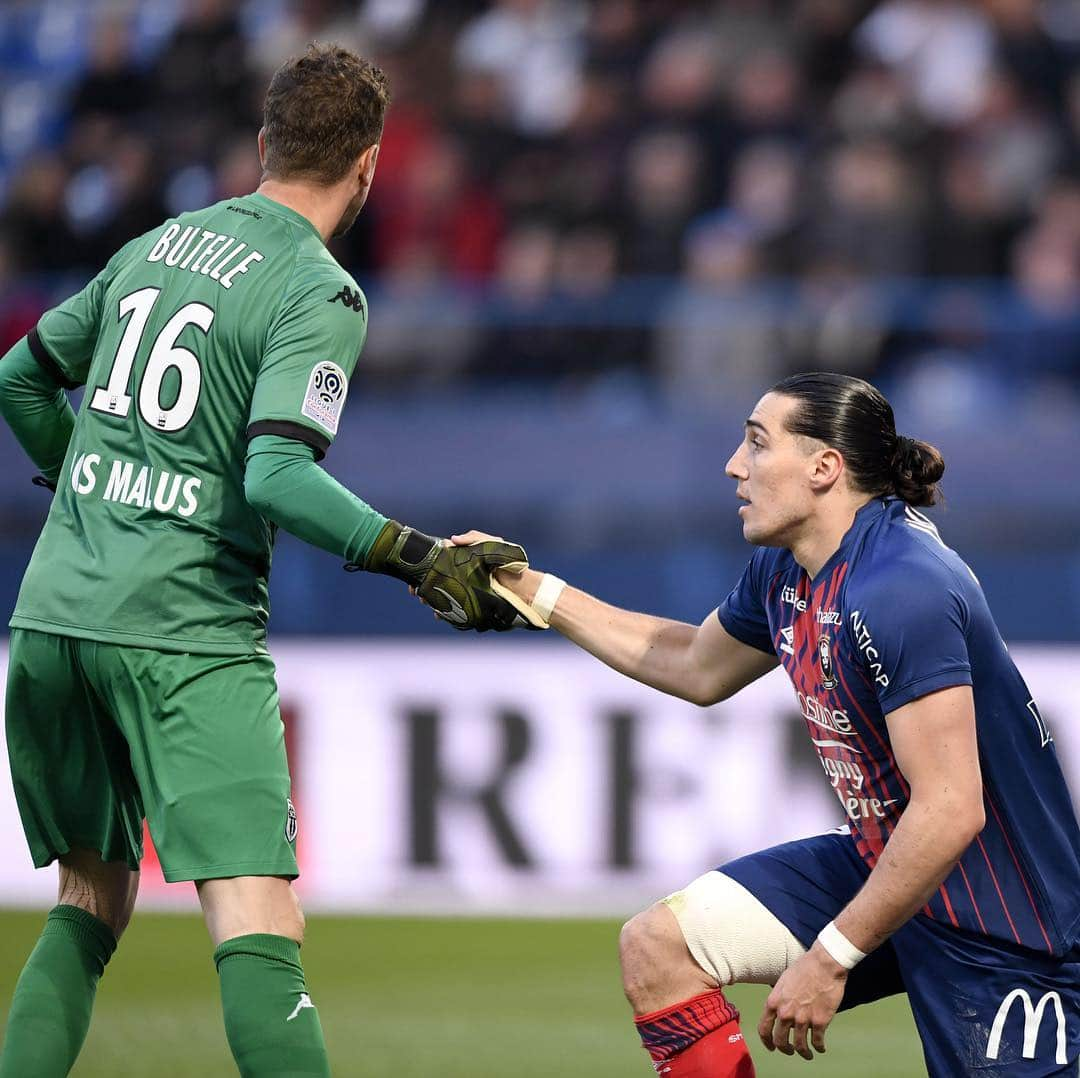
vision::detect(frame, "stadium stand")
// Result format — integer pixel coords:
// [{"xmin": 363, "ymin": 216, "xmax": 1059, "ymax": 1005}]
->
[{"xmin": 0, "ymin": 0, "xmax": 1076, "ymax": 638}]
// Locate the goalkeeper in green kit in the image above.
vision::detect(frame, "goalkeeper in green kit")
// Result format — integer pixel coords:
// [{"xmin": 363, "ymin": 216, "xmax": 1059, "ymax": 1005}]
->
[{"xmin": 0, "ymin": 45, "xmax": 528, "ymax": 1077}]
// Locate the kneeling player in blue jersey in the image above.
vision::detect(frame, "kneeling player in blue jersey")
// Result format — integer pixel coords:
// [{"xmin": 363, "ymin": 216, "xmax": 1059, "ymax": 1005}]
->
[{"xmin": 457, "ymin": 372, "xmax": 1080, "ymax": 1076}]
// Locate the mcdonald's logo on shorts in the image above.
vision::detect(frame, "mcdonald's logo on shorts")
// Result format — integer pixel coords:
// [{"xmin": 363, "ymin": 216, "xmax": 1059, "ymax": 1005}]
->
[{"xmin": 986, "ymin": 988, "xmax": 1067, "ymax": 1066}]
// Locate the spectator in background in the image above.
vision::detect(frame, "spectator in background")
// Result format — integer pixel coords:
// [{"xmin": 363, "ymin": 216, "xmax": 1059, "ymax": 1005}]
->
[
  {"xmin": 214, "ymin": 136, "xmax": 264, "ymax": 201},
  {"xmin": 789, "ymin": 254, "xmax": 890, "ymax": 378},
  {"xmin": 0, "ymin": 235, "xmax": 44, "ymax": 354},
  {"xmin": 360, "ymin": 240, "xmax": 479, "ymax": 389},
  {"xmin": 551, "ymin": 68, "xmax": 633, "ymax": 222},
  {"xmin": 448, "ymin": 66, "xmax": 518, "ymax": 187},
  {"xmin": 925, "ymin": 142, "xmax": 1017, "ymax": 278},
  {"xmin": 373, "ymin": 133, "xmax": 503, "ymax": 282},
  {"xmin": 0, "ymin": 0, "xmax": 1076, "ymax": 397},
  {"xmin": 552, "ymin": 222, "xmax": 649, "ymax": 382},
  {"xmin": 809, "ymin": 139, "xmax": 924, "ymax": 276},
  {"xmin": 724, "ymin": 139, "xmax": 804, "ymax": 274},
  {"xmin": 67, "ymin": 16, "xmax": 149, "ymax": 127},
  {"xmin": 829, "ymin": 61, "xmax": 926, "ymax": 143},
  {"xmin": 856, "ymin": 0, "xmax": 996, "ymax": 126},
  {"xmin": 62, "ymin": 134, "xmax": 166, "ymax": 270},
  {"xmin": 655, "ymin": 214, "xmax": 784, "ymax": 408},
  {"xmin": 471, "ymin": 221, "xmax": 566, "ymax": 380},
  {"xmin": 999, "ymin": 221, "xmax": 1080, "ymax": 384},
  {"xmin": 987, "ymin": 0, "xmax": 1073, "ymax": 111},
  {"xmin": 149, "ymin": 0, "xmax": 256, "ymax": 168},
  {"xmin": 794, "ymin": 0, "xmax": 868, "ymax": 100},
  {"xmin": 455, "ymin": 0, "xmax": 587, "ymax": 136},
  {"xmin": 621, "ymin": 129, "xmax": 704, "ymax": 274},
  {"xmin": 0, "ymin": 155, "xmax": 83, "ymax": 275},
  {"xmin": 961, "ymin": 67, "xmax": 1063, "ymax": 219},
  {"xmin": 585, "ymin": 0, "xmax": 650, "ymax": 79},
  {"xmin": 249, "ymin": 0, "xmax": 366, "ymax": 81},
  {"xmin": 724, "ymin": 46, "xmax": 807, "ymax": 151}
]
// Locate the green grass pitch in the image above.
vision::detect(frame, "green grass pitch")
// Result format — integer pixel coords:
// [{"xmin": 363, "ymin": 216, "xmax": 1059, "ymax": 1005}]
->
[{"xmin": 0, "ymin": 910, "xmax": 925, "ymax": 1076}]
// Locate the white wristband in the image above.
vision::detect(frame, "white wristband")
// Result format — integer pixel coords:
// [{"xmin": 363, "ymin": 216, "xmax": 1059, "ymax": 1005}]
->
[
  {"xmin": 816, "ymin": 921, "xmax": 866, "ymax": 970},
  {"xmin": 532, "ymin": 574, "xmax": 566, "ymax": 623}
]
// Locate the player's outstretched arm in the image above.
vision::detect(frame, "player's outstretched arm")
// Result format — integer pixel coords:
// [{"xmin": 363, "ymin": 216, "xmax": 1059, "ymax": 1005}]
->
[
  {"xmin": 0, "ymin": 335, "xmax": 77, "ymax": 491},
  {"xmin": 450, "ymin": 531, "xmax": 778, "ymax": 703},
  {"xmin": 244, "ymin": 436, "xmax": 528, "ymax": 631}
]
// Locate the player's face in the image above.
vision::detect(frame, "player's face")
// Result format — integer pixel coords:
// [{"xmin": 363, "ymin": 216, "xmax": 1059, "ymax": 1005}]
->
[{"xmin": 725, "ymin": 393, "xmax": 821, "ymax": 547}]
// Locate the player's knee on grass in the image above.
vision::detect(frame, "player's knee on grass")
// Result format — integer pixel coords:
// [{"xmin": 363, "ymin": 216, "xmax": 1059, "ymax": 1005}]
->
[
  {"xmin": 664, "ymin": 870, "xmax": 806, "ymax": 988},
  {"xmin": 197, "ymin": 875, "xmax": 306, "ymax": 947},
  {"xmin": 58, "ymin": 847, "xmax": 139, "ymax": 940},
  {"xmin": 620, "ymin": 902, "xmax": 717, "ymax": 1014}
]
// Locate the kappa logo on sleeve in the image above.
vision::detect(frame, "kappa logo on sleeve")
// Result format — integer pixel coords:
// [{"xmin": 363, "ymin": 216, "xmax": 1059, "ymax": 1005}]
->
[
  {"xmin": 301, "ymin": 361, "xmax": 348, "ymax": 435},
  {"xmin": 328, "ymin": 285, "xmax": 365, "ymax": 314}
]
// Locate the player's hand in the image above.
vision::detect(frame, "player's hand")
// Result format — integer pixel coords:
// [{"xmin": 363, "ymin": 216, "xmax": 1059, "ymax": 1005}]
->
[
  {"xmin": 361, "ymin": 521, "xmax": 532, "ymax": 631},
  {"xmin": 758, "ymin": 942, "xmax": 847, "ymax": 1061},
  {"xmin": 417, "ymin": 535, "xmax": 533, "ymax": 631},
  {"xmin": 451, "ymin": 531, "xmax": 552, "ymax": 629}
]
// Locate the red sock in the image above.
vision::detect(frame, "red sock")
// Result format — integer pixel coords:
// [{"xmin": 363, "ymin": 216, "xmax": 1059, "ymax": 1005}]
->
[{"xmin": 634, "ymin": 989, "xmax": 755, "ymax": 1077}]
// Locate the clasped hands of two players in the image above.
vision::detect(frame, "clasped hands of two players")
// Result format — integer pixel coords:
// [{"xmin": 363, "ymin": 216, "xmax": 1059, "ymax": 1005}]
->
[{"xmin": 360, "ymin": 522, "xmax": 537, "ymax": 632}]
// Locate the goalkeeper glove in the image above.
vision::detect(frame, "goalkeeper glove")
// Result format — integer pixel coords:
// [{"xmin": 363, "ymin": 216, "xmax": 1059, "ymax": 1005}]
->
[{"xmin": 351, "ymin": 521, "xmax": 533, "ymax": 632}]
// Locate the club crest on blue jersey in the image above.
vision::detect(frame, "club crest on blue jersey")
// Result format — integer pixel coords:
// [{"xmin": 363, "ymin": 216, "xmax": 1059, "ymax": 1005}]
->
[{"xmin": 817, "ymin": 634, "xmax": 837, "ymax": 690}]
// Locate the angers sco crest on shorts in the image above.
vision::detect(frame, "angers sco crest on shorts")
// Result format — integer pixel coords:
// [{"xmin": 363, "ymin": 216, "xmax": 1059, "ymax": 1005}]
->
[
  {"xmin": 817, "ymin": 634, "xmax": 837, "ymax": 690},
  {"xmin": 285, "ymin": 797, "xmax": 298, "ymax": 844}
]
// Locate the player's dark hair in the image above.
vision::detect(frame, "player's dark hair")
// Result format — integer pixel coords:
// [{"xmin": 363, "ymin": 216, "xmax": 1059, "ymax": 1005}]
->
[
  {"xmin": 262, "ymin": 43, "xmax": 390, "ymax": 185},
  {"xmin": 770, "ymin": 372, "xmax": 945, "ymax": 506}
]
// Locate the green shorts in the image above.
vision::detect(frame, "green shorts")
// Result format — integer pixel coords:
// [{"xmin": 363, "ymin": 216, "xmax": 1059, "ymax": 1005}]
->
[{"xmin": 5, "ymin": 628, "xmax": 299, "ymax": 882}]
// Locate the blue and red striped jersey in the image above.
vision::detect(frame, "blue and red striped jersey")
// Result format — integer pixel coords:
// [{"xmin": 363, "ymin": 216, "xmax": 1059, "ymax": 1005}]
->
[{"xmin": 718, "ymin": 496, "xmax": 1080, "ymax": 956}]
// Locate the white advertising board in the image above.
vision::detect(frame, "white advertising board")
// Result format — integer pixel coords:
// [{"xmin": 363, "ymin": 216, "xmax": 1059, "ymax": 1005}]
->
[{"xmin": 0, "ymin": 641, "xmax": 1076, "ymax": 915}]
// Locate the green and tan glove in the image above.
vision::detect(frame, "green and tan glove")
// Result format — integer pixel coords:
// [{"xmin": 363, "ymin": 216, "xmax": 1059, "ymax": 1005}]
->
[{"xmin": 356, "ymin": 521, "xmax": 533, "ymax": 632}]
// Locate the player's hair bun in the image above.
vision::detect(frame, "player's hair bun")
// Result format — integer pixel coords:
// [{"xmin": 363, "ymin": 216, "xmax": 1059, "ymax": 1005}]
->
[
  {"xmin": 890, "ymin": 435, "xmax": 945, "ymax": 507},
  {"xmin": 770, "ymin": 373, "xmax": 947, "ymax": 507}
]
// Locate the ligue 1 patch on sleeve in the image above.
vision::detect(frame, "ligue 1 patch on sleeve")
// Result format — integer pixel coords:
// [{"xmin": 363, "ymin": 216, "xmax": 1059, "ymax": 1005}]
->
[{"xmin": 301, "ymin": 361, "xmax": 348, "ymax": 435}]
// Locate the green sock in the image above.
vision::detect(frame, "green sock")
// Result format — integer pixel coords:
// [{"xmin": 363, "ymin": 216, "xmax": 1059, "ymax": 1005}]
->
[
  {"xmin": 0, "ymin": 904, "xmax": 116, "ymax": 1077},
  {"xmin": 214, "ymin": 934, "xmax": 330, "ymax": 1077}
]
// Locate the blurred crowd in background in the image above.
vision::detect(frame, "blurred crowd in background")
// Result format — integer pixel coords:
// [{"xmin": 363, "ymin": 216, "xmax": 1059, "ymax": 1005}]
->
[
  {"xmin": 0, "ymin": 0, "xmax": 1077, "ymax": 403},
  {"xmin": 0, "ymin": 0, "xmax": 1077, "ymax": 640}
]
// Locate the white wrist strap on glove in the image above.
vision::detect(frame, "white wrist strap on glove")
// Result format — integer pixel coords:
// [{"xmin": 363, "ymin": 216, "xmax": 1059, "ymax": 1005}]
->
[
  {"xmin": 816, "ymin": 921, "xmax": 865, "ymax": 970},
  {"xmin": 489, "ymin": 572, "xmax": 566, "ymax": 629}
]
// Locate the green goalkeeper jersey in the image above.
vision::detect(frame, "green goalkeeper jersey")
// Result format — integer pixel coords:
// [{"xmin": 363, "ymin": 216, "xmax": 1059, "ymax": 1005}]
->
[{"xmin": 11, "ymin": 193, "xmax": 368, "ymax": 654}]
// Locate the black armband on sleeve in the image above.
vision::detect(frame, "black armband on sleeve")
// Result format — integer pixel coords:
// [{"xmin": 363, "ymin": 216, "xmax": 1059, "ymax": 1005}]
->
[
  {"xmin": 246, "ymin": 420, "xmax": 329, "ymax": 462},
  {"xmin": 26, "ymin": 328, "xmax": 79, "ymax": 390}
]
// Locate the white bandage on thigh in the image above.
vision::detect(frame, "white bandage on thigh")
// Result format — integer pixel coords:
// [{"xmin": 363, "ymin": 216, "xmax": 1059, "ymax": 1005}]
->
[{"xmin": 662, "ymin": 871, "xmax": 806, "ymax": 987}]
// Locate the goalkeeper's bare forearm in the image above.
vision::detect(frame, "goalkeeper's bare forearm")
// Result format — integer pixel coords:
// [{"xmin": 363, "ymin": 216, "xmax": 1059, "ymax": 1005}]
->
[{"xmin": 463, "ymin": 536, "xmax": 778, "ymax": 703}]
